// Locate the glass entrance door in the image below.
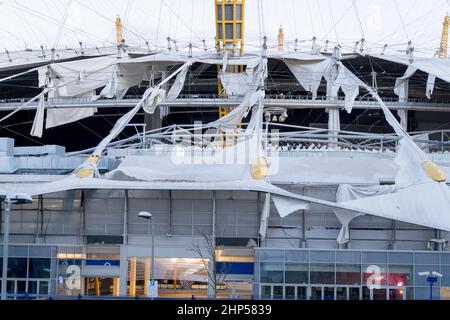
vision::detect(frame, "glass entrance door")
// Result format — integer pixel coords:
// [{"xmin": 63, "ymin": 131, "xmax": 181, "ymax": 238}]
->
[
  {"xmin": 389, "ymin": 286, "xmax": 407, "ymax": 300},
  {"xmin": 260, "ymin": 285, "xmax": 309, "ymax": 300},
  {"xmin": 310, "ymin": 286, "xmax": 335, "ymax": 300},
  {"xmin": 85, "ymin": 277, "xmax": 119, "ymax": 296},
  {"xmin": 336, "ymin": 286, "xmax": 360, "ymax": 300}
]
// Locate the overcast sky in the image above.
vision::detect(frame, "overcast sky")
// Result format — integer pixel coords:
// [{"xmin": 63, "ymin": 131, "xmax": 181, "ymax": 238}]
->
[{"xmin": 0, "ymin": 0, "xmax": 449, "ymax": 56}]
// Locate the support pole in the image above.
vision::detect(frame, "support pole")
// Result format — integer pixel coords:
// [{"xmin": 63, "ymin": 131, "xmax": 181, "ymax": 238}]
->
[{"xmin": 1, "ymin": 201, "xmax": 11, "ymax": 300}]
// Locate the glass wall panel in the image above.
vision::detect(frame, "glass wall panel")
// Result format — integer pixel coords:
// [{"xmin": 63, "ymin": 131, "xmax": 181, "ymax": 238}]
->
[
  {"xmin": 29, "ymin": 258, "xmax": 51, "ymax": 279},
  {"xmin": 362, "ymin": 264, "xmax": 388, "ymax": 287},
  {"xmin": 441, "ymin": 253, "xmax": 450, "ymax": 265},
  {"xmin": 388, "ymin": 252, "xmax": 413, "ymax": 264},
  {"xmin": 285, "ymin": 263, "xmax": 308, "ymax": 284},
  {"xmin": 362, "ymin": 252, "xmax": 387, "ymax": 264},
  {"xmin": 415, "ymin": 265, "xmax": 440, "ymax": 286},
  {"xmin": 261, "ymin": 285, "xmax": 271, "ymax": 299},
  {"xmin": 415, "ymin": 287, "xmax": 440, "ymax": 300},
  {"xmin": 441, "ymin": 266, "xmax": 450, "ymax": 286},
  {"xmin": 415, "ymin": 253, "xmax": 439, "ymax": 265},
  {"xmin": 225, "ymin": 24, "xmax": 233, "ymax": 39},
  {"xmin": 310, "ymin": 251, "xmax": 334, "ymax": 263},
  {"xmin": 8, "ymin": 258, "xmax": 27, "ymax": 278},
  {"xmin": 310, "ymin": 264, "xmax": 335, "ymax": 284},
  {"xmin": 336, "ymin": 251, "xmax": 360, "ymax": 264},
  {"xmin": 224, "ymin": 4, "xmax": 233, "ymax": 20},
  {"xmin": 217, "ymin": 5, "xmax": 222, "ymax": 20},
  {"xmin": 296, "ymin": 286, "xmax": 307, "ymax": 300},
  {"xmin": 260, "ymin": 251, "xmax": 284, "ymax": 262},
  {"xmin": 285, "ymin": 286, "xmax": 295, "ymax": 300},
  {"xmin": 236, "ymin": 24, "xmax": 242, "ymax": 39},
  {"xmin": 285, "ymin": 251, "xmax": 308, "ymax": 262},
  {"xmin": 387, "ymin": 265, "xmax": 412, "ymax": 287},
  {"xmin": 336, "ymin": 264, "xmax": 361, "ymax": 285},
  {"xmin": 236, "ymin": 5, "xmax": 242, "ymax": 20},
  {"xmin": 260, "ymin": 263, "xmax": 283, "ymax": 283}
]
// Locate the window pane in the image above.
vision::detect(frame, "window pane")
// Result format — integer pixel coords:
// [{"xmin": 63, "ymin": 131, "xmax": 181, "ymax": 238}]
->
[
  {"xmin": 225, "ymin": 24, "xmax": 233, "ymax": 39},
  {"xmin": 415, "ymin": 265, "xmax": 440, "ymax": 286},
  {"xmin": 29, "ymin": 258, "xmax": 51, "ymax": 279},
  {"xmin": 285, "ymin": 286, "xmax": 295, "ymax": 300},
  {"xmin": 362, "ymin": 252, "xmax": 387, "ymax": 264},
  {"xmin": 273, "ymin": 286, "xmax": 283, "ymax": 299},
  {"xmin": 225, "ymin": 4, "xmax": 233, "ymax": 20},
  {"xmin": 310, "ymin": 264, "xmax": 335, "ymax": 284},
  {"xmin": 8, "ymin": 258, "xmax": 27, "ymax": 278},
  {"xmin": 388, "ymin": 265, "xmax": 412, "ymax": 286},
  {"xmin": 415, "ymin": 287, "xmax": 440, "ymax": 300},
  {"xmin": 217, "ymin": 5, "xmax": 222, "ymax": 20},
  {"xmin": 362, "ymin": 264, "xmax": 387, "ymax": 287},
  {"xmin": 285, "ymin": 263, "xmax": 308, "ymax": 284},
  {"xmin": 336, "ymin": 251, "xmax": 360, "ymax": 264},
  {"xmin": 260, "ymin": 263, "xmax": 283, "ymax": 283},
  {"xmin": 236, "ymin": 24, "xmax": 242, "ymax": 39},
  {"xmin": 261, "ymin": 285, "xmax": 271, "ymax": 299},
  {"xmin": 415, "ymin": 253, "xmax": 439, "ymax": 265},
  {"xmin": 29, "ymin": 246, "xmax": 52, "ymax": 258},
  {"xmin": 285, "ymin": 251, "xmax": 308, "ymax": 262},
  {"xmin": 39, "ymin": 281, "xmax": 49, "ymax": 295},
  {"xmin": 310, "ymin": 251, "xmax": 334, "ymax": 263},
  {"xmin": 260, "ymin": 250, "xmax": 284, "ymax": 262},
  {"xmin": 217, "ymin": 24, "xmax": 223, "ymax": 39},
  {"xmin": 236, "ymin": 5, "xmax": 242, "ymax": 20},
  {"xmin": 16, "ymin": 281, "xmax": 26, "ymax": 294},
  {"xmin": 441, "ymin": 253, "xmax": 450, "ymax": 265},
  {"xmin": 28, "ymin": 281, "xmax": 38, "ymax": 294},
  {"xmin": 9, "ymin": 246, "xmax": 28, "ymax": 257},
  {"xmin": 296, "ymin": 286, "xmax": 307, "ymax": 300},
  {"xmin": 388, "ymin": 252, "xmax": 413, "ymax": 264},
  {"xmin": 336, "ymin": 264, "xmax": 361, "ymax": 285},
  {"xmin": 442, "ymin": 266, "xmax": 450, "ymax": 286}
]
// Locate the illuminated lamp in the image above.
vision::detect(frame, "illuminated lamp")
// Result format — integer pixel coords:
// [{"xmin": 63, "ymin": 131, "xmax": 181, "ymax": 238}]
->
[
  {"xmin": 251, "ymin": 157, "xmax": 269, "ymax": 180},
  {"xmin": 422, "ymin": 161, "xmax": 446, "ymax": 182}
]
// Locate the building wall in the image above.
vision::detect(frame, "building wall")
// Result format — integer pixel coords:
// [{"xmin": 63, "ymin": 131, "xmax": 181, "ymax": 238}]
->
[
  {"xmin": 255, "ymin": 248, "xmax": 450, "ymax": 300},
  {"xmin": 1, "ymin": 187, "xmax": 447, "ymax": 250}
]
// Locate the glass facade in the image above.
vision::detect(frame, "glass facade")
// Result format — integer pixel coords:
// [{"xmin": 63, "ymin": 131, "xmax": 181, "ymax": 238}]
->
[
  {"xmin": 0, "ymin": 245, "xmax": 57, "ymax": 299},
  {"xmin": 255, "ymin": 249, "xmax": 450, "ymax": 300}
]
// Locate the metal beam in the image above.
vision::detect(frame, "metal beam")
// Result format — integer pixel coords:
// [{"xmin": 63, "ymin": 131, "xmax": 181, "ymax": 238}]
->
[{"xmin": 1, "ymin": 98, "xmax": 450, "ymax": 112}]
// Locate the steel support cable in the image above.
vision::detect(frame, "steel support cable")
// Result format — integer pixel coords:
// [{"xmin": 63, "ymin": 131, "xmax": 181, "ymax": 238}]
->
[
  {"xmin": 155, "ymin": 0, "xmax": 163, "ymax": 50},
  {"xmin": 73, "ymin": 0, "xmax": 153, "ymax": 46},
  {"xmin": 53, "ymin": 0, "xmax": 73, "ymax": 50},
  {"xmin": 3, "ymin": 0, "xmax": 115, "ymax": 45},
  {"xmin": 352, "ymin": 0, "xmax": 365, "ymax": 40},
  {"xmin": 306, "ymin": 0, "xmax": 316, "ymax": 37},
  {"xmin": 161, "ymin": 0, "xmax": 203, "ymax": 42},
  {"xmin": 327, "ymin": 0, "xmax": 339, "ymax": 44},
  {"xmin": 394, "ymin": 0, "xmax": 410, "ymax": 42}
]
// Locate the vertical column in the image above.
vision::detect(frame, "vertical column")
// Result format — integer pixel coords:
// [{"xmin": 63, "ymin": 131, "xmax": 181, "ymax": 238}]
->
[
  {"xmin": 129, "ymin": 257, "xmax": 137, "ymax": 297},
  {"xmin": 144, "ymin": 257, "xmax": 150, "ymax": 297},
  {"xmin": 113, "ymin": 278, "xmax": 120, "ymax": 297},
  {"xmin": 327, "ymin": 80, "xmax": 341, "ymax": 147},
  {"xmin": 397, "ymin": 79, "xmax": 409, "ymax": 131},
  {"xmin": 144, "ymin": 71, "xmax": 165, "ymax": 130},
  {"xmin": 207, "ymin": 260, "xmax": 216, "ymax": 298},
  {"xmin": 397, "ymin": 110, "xmax": 408, "ymax": 131},
  {"xmin": 123, "ymin": 190, "xmax": 128, "ymax": 245},
  {"xmin": 119, "ymin": 247, "xmax": 128, "ymax": 297}
]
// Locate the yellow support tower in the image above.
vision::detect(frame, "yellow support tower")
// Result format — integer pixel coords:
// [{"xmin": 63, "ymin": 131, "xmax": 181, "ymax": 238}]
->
[
  {"xmin": 439, "ymin": 14, "xmax": 450, "ymax": 59},
  {"xmin": 116, "ymin": 15, "xmax": 124, "ymax": 46},
  {"xmin": 215, "ymin": 0, "xmax": 245, "ymax": 118},
  {"xmin": 277, "ymin": 25, "xmax": 285, "ymax": 52}
]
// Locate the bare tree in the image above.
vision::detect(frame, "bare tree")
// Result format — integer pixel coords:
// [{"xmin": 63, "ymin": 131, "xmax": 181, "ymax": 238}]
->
[{"xmin": 191, "ymin": 231, "xmax": 231, "ymax": 299}]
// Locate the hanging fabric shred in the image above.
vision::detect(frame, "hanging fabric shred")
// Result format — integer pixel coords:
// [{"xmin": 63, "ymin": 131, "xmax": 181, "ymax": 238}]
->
[{"xmin": 30, "ymin": 95, "xmax": 46, "ymax": 138}]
